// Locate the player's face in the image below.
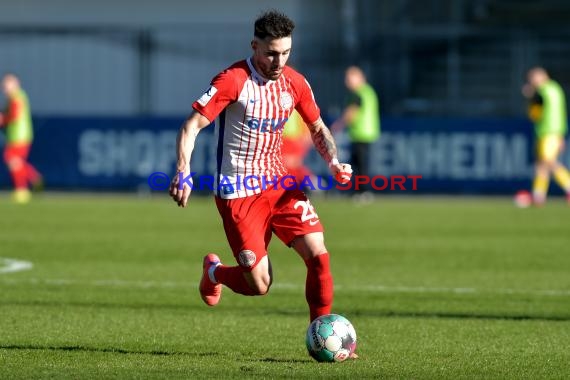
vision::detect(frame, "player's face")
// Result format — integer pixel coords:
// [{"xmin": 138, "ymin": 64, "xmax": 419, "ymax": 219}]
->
[
  {"xmin": 2, "ymin": 76, "xmax": 18, "ymax": 97},
  {"xmin": 251, "ymin": 37, "xmax": 292, "ymax": 80},
  {"xmin": 345, "ymin": 67, "xmax": 364, "ymax": 91},
  {"xmin": 528, "ymin": 69, "xmax": 547, "ymax": 88},
  {"xmin": 345, "ymin": 72, "xmax": 359, "ymax": 91}
]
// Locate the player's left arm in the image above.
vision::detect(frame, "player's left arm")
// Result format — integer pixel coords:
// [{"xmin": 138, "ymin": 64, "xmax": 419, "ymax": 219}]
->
[
  {"xmin": 296, "ymin": 75, "xmax": 352, "ymax": 182},
  {"xmin": 306, "ymin": 117, "xmax": 337, "ymax": 164},
  {"xmin": 307, "ymin": 118, "xmax": 352, "ymax": 183}
]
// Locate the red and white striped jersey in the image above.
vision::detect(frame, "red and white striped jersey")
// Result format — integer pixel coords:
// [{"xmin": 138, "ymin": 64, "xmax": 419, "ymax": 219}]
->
[{"xmin": 192, "ymin": 58, "xmax": 320, "ymax": 199}]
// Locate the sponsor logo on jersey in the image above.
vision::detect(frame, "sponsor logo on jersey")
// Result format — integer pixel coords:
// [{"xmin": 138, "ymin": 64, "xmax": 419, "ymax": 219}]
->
[
  {"xmin": 197, "ymin": 86, "xmax": 218, "ymax": 106},
  {"xmin": 246, "ymin": 117, "xmax": 288, "ymax": 132}
]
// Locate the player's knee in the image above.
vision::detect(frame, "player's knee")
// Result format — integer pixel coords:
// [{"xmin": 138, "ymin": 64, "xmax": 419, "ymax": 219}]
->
[
  {"xmin": 250, "ymin": 279, "xmax": 271, "ymax": 295},
  {"xmin": 239, "ymin": 251, "xmax": 272, "ymax": 295},
  {"xmin": 292, "ymin": 233, "xmax": 327, "ymax": 260},
  {"xmin": 245, "ymin": 270, "xmax": 272, "ymax": 295},
  {"xmin": 536, "ymin": 161, "xmax": 550, "ymax": 172},
  {"xmin": 545, "ymin": 159, "xmax": 558, "ymax": 169},
  {"xmin": 7, "ymin": 158, "xmax": 24, "ymax": 170}
]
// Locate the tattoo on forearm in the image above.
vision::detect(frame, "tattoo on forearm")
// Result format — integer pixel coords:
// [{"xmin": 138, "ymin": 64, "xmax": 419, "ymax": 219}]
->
[{"xmin": 311, "ymin": 121, "xmax": 337, "ymax": 163}]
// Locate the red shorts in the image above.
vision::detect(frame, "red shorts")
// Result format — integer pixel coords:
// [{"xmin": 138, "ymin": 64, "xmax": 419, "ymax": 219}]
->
[
  {"xmin": 4, "ymin": 143, "xmax": 31, "ymax": 163},
  {"xmin": 215, "ymin": 187, "xmax": 324, "ymax": 270}
]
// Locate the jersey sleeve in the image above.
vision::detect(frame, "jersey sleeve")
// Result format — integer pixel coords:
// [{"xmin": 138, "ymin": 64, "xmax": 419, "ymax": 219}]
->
[
  {"xmin": 4, "ymin": 99, "xmax": 22, "ymax": 124},
  {"xmin": 294, "ymin": 78, "xmax": 321, "ymax": 125},
  {"xmin": 192, "ymin": 69, "xmax": 239, "ymax": 122}
]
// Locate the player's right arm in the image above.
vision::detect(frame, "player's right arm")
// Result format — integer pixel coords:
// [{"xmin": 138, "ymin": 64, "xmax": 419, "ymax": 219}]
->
[
  {"xmin": 1, "ymin": 99, "xmax": 22, "ymax": 126},
  {"xmin": 169, "ymin": 111, "xmax": 212, "ymax": 208},
  {"xmin": 169, "ymin": 66, "xmax": 240, "ymax": 207}
]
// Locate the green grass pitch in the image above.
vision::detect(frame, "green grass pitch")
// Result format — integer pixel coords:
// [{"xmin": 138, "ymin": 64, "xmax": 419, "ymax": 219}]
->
[{"xmin": 1, "ymin": 193, "xmax": 569, "ymax": 379}]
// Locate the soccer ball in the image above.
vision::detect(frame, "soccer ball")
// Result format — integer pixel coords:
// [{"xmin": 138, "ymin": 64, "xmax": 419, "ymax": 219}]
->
[
  {"xmin": 305, "ymin": 314, "xmax": 357, "ymax": 362},
  {"xmin": 514, "ymin": 190, "xmax": 532, "ymax": 208}
]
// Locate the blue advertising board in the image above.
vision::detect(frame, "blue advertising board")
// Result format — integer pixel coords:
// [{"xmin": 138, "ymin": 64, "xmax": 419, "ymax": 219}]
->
[
  {"xmin": 366, "ymin": 118, "xmax": 568, "ymax": 194},
  {"xmin": 1, "ymin": 116, "xmax": 568, "ymax": 194}
]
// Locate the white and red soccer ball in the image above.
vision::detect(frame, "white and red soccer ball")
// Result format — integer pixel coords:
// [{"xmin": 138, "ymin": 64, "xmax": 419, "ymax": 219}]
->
[
  {"xmin": 513, "ymin": 190, "xmax": 532, "ymax": 208},
  {"xmin": 305, "ymin": 314, "xmax": 357, "ymax": 362}
]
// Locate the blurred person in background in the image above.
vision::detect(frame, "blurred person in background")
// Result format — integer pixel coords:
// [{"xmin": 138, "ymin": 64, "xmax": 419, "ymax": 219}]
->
[
  {"xmin": 332, "ymin": 66, "xmax": 380, "ymax": 201},
  {"xmin": 0, "ymin": 74, "xmax": 43, "ymax": 204},
  {"xmin": 522, "ymin": 67, "xmax": 570, "ymax": 205}
]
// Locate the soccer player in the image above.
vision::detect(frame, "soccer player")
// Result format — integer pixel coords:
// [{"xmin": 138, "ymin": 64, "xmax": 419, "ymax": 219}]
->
[
  {"xmin": 169, "ymin": 11, "xmax": 352, "ymax": 325},
  {"xmin": 332, "ymin": 66, "xmax": 380, "ymax": 199},
  {"xmin": 522, "ymin": 67, "xmax": 570, "ymax": 205},
  {"xmin": 0, "ymin": 74, "xmax": 43, "ymax": 204}
]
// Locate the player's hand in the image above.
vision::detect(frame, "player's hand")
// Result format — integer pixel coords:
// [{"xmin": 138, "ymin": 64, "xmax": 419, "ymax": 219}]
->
[
  {"xmin": 522, "ymin": 83, "xmax": 534, "ymax": 98},
  {"xmin": 169, "ymin": 169, "xmax": 193, "ymax": 208},
  {"xmin": 330, "ymin": 162, "xmax": 353, "ymax": 184}
]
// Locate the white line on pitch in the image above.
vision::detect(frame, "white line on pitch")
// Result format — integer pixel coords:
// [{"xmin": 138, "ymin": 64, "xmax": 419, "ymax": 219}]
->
[
  {"xmin": 0, "ymin": 277, "xmax": 569, "ymax": 297},
  {"xmin": 0, "ymin": 258, "xmax": 33, "ymax": 274}
]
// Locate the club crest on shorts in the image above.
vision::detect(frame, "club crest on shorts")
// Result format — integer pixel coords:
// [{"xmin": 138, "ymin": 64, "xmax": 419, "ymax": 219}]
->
[
  {"xmin": 238, "ymin": 250, "xmax": 257, "ymax": 268},
  {"xmin": 279, "ymin": 91, "xmax": 293, "ymax": 110}
]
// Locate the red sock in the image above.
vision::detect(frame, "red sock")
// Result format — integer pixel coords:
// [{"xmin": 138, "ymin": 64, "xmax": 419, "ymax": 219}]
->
[
  {"xmin": 305, "ymin": 253, "xmax": 334, "ymax": 322},
  {"xmin": 214, "ymin": 265, "xmax": 257, "ymax": 296}
]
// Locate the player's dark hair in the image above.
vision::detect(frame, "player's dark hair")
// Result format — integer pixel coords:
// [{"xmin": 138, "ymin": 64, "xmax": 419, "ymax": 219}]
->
[{"xmin": 254, "ymin": 10, "xmax": 295, "ymax": 39}]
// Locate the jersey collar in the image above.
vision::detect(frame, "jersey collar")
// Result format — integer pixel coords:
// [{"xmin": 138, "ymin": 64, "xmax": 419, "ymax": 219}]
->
[{"xmin": 247, "ymin": 57, "xmax": 273, "ymax": 84}]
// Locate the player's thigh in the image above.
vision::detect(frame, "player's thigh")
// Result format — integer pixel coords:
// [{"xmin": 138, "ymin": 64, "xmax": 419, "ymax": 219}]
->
[
  {"xmin": 243, "ymin": 255, "xmax": 273, "ymax": 291},
  {"xmin": 272, "ymin": 189, "xmax": 324, "ymax": 250},
  {"xmin": 3, "ymin": 145, "xmax": 19, "ymax": 163},
  {"xmin": 537, "ymin": 135, "xmax": 562, "ymax": 163},
  {"xmin": 4, "ymin": 145, "xmax": 29, "ymax": 169},
  {"xmin": 291, "ymin": 232, "xmax": 327, "ymax": 261},
  {"xmin": 215, "ymin": 194, "xmax": 273, "ymax": 271}
]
